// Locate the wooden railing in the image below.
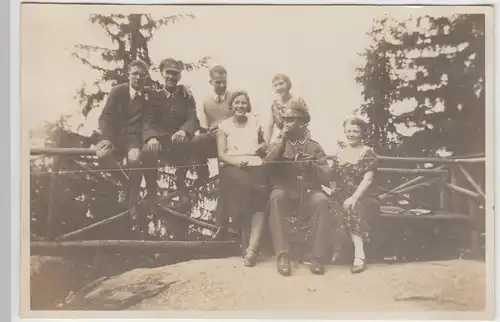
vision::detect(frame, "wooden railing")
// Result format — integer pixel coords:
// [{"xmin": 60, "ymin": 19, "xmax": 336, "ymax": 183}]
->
[{"xmin": 29, "ymin": 147, "xmax": 486, "ymax": 257}]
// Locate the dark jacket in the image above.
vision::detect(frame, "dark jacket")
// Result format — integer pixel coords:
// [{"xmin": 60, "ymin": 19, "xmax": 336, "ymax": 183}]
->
[
  {"xmin": 264, "ymin": 136, "xmax": 333, "ymax": 196},
  {"xmin": 143, "ymin": 86, "xmax": 200, "ymax": 142},
  {"xmin": 98, "ymin": 82, "xmax": 156, "ymax": 142}
]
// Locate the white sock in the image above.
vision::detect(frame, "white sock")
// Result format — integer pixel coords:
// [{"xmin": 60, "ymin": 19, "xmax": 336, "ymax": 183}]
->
[{"xmin": 351, "ymin": 233, "xmax": 365, "ymax": 260}]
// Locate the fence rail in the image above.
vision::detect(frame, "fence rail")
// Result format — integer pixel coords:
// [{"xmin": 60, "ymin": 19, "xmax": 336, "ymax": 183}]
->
[{"xmin": 29, "ymin": 147, "xmax": 486, "ymax": 257}]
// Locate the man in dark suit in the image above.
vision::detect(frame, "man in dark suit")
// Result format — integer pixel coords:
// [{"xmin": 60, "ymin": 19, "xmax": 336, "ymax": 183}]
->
[
  {"xmin": 96, "ymin": 59, "xmax": 155, "ymax": 217},
  {"xmin": 142, "ymin": 58, "xmax": 201, "ymax": 205}
]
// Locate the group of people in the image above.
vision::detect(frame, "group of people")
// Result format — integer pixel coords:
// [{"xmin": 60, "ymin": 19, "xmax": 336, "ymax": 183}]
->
[{"xmin": 96, "ymin": 58, "xmax": 380, "ymax": 277}]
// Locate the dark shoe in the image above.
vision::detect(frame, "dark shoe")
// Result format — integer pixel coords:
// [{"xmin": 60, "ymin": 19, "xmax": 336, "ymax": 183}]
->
[
  {"xmin": 277, "ymin": 253, "xmax": 291, "ymax": 277},
  {"xmin": 310, "ymin": 258, "xmax": 325, "ymax": 275},
  {"xmin": 351, "ymin": 258, "xmax": 366, "ymax": 274},
  {"xmin": 212, "ymin": 227, "xmax": 227, "ymax": 241},
  {"xmin": 243, "ymin": 249, "xmax": 257, "ymax": 267}
]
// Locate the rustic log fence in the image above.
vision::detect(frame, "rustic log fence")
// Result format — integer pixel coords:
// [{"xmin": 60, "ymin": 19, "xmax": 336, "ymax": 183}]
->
[{"xmin": 29, "ymin": 147, "xmax": 486, "ymax": 258}]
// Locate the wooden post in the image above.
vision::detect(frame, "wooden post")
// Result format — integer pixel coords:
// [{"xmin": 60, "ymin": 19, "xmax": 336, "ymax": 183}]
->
[
  {"xmin": 439, "ymin": 174, "xmax": 449, "ymax": 211},
  {"xmin": 46, "ymin": 156, "xmax": 60, "ymax": 240},
  {"xmin": 468, "ymin": 198, "xmax": 480, "ymax": 258},
  {"xmin": 449, "ymin": 167, "xmax": 462, "ymax": 213}
]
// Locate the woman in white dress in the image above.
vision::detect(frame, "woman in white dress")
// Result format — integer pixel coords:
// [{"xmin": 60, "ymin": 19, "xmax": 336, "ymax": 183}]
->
[{"xmin": 216, "ymin": 90, "xmax": 268, "ymax": 267}]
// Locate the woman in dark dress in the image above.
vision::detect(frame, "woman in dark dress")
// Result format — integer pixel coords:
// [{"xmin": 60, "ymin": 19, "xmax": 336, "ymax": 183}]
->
[
  {"xmin": 216, "ymin": 90, "xmax": 268, "ymax": 267},
  {"xmin": 331, "ymin": 116, "xmax": 380, "ymax": 274}
]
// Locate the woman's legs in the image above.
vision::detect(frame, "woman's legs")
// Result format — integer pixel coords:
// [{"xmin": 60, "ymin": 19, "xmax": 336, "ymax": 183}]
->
[
  {"xmin": 345, "ymin": 202, "xmax": 369, "ymax": 273},
  {"xmin": 243, "ymin": 211, "xmax": 266, "ymax": 267},
  {"xmin": 248, "ymin": 211, "xmax": 266, "ymax": 252},
  {"xmin": 350, "ymin": 233, "xmax": 365, "ymax": 261}
]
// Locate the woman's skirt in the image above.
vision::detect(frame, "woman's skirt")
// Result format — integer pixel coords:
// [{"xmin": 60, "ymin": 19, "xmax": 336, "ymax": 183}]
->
[
  {"xmin": 219, "ymin": 164, "xmax": 268, "ymax": 229},
  {"xmin": 329, "ymin": 193, "xmax": 380, "ymax": 240}
]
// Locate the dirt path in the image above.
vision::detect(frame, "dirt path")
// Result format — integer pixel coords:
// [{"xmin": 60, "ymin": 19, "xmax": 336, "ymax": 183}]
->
[{"xmin": 76, "ymin": 257, "xmax": 487, "ymax": 314}]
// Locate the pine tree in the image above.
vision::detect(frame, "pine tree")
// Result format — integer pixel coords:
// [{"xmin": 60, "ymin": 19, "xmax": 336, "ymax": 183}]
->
[
  {"xmin": 355, "ymin": 14, "xmax": 485, "ymax": 157},
  {"xmin": 72, "ymin": 13, "xmax": 210, "ymax": 117}
]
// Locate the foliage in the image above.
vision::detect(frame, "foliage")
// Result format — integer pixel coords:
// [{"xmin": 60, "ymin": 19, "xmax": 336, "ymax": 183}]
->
[
  {"xmin": 355, "ymin": 14, "xmax": 486, "ymax": 213},
  {"xmin": 72, "ymin": 13, "xmax": 211, "ymax": 117},
  {"xmin": 355, "ymin": 14, "xmax": 485, "ymax": 157}
]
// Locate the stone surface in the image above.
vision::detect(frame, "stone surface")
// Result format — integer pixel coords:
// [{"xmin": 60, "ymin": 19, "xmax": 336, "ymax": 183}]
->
[{"xmin": 64, "ymin": 257, "xmax": 488, "ymax": 314}]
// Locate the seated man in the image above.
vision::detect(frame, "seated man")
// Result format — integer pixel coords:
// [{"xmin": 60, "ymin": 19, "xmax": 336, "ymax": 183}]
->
[
  {"xmin": 96, "ymin": 59, "xmax": 155, "ymax": 217},
  {"xmin": 191, "ymin": 65, "xmax": 233, "ymax": 183},
  {"xmin": 142, "ymin": 58, "xmax": 201, "ymax": 205},
  {"xmin": 263, "ymin": 102, "xmax": 334, "ymax": 276}
]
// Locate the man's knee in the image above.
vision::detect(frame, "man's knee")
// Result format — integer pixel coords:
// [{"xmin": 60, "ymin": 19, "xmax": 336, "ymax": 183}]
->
[
  {"xmin": 310, "ymin": 192, "xmax": 329, "ymax": 208},
  {"xmin": 96, "ymin": 145, "xmax": 114, "ymax": 162},
  {"xmin": 270, "ymin": 189, "xmax": 286, "ymax": 203}
]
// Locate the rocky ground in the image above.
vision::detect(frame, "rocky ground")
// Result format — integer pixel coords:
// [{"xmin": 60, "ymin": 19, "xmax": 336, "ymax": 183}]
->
[{"xmin": 31, "ymin": 255, "xmax": 489, "ymax": 317}]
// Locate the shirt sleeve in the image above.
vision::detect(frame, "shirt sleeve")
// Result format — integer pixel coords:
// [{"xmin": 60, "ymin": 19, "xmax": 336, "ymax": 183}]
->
[{"xmin": 361, "ymin": 147, "xmax": 378, "ymax": 174}]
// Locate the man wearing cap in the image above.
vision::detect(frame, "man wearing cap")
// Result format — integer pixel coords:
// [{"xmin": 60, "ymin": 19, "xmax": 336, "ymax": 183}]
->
[
  {"xmin": 263, "ymin": 101, "xmax": 334, "ymax": 276},
  {"xmin": 96, "ymin": 59, "xmax": 155, "ymax": 219},
  {"xmin": 142, "ymin": 58, "xmax": 201, "ymax": 204}
]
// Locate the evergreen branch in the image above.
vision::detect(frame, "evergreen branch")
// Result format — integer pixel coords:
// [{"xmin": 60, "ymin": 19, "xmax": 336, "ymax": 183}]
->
[{"xmin": 71, "ymin": 52, "xmax": 110, "ymax": 74}]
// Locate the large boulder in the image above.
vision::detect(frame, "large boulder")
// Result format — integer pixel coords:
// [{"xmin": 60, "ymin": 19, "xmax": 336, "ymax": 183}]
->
[{"xmin": 50, "ymin": 257, "xmax": 488, "ymax": 316}]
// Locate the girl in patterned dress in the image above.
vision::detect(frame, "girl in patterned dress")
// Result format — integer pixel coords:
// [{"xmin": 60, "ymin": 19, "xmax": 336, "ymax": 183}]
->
[
  {"xmin": 330, "ymin": 116, "xmax": 380, "ymax": 274},
  {"xmin": 264, "ymin": 74, "xmax": 310, "ymax": 145}
]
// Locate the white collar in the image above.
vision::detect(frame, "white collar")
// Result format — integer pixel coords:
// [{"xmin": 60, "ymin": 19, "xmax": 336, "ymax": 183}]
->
[
  {"xmin": 130, "ymin": 86, "xmax": 143, "ymax": 99},
  {"xmin": 163, "ymin": 87, "xmax": 177, "ymax": 99},
  {"xmin": 289, "ymin": 138, "xmax": 306, "ymax": 146},
  {"xmin": 214, "ymin": 92, "xmax": 227, "ymax": 102}
]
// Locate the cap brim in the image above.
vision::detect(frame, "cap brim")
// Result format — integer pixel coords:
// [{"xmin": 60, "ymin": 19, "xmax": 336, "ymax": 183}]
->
[{"xmin": 164, "ymin": 67, "xmax": 181, "ymax": 72}]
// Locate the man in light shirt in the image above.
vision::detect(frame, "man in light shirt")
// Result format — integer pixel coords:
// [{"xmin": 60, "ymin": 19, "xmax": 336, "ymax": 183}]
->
[{"xmin": 191, "ymin": 65, "xmax": 234, "ymax": 183}]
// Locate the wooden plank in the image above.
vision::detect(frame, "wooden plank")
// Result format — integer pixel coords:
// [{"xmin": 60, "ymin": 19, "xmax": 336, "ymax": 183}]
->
[
  {"xmin": 31, "ymin": 147, "xmax": 96, "ymax": 156},
  {"xmin": 377, "ymin": 168, "xmax": 448, "ymax": 175},
  {"xmin": 30, "ymin": 240, "xmax": 238, "ymax": 255},
  {"xmin": 378, "ymin": 165, "xmax": 447, "ymax": 199},
  {"xmin": 156, "ymin": 203, "xmax": 239, "ymax": 237},
  {"xmin": 444, "ymin": 183, "xmax": 482, "ymax": 201},
  {"xmin": 379, "ymin": 211, "xmax": 472, "ymax": 221},
  {"xmin": 377, "ymin": 186, "xmax": 435, "ymax": 209},
  {"xmin": 458, "ymin": 164, "xmax": 485, "ymax": 198},
  {"xmin": 55, "ymin": 197, "xmax": 145, "ymax": 241},
  {"xmin": 375, "ymin": 156, "xmax": 485, "ymax": 164},
  {"xmin": 379, "ymin": 177, "xmax": 441, "ymax": 201}
]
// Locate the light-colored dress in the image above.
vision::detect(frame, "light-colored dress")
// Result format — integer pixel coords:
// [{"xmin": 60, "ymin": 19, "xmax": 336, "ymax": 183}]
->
[{"xmin": 217, "ymin": 115, "xmax": 267, "ymax": 229}]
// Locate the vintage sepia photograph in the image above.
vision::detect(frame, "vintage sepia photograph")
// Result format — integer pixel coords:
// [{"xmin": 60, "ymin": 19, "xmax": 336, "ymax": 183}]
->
[{"xmin": 21, "ymin": 3, "xmax": 494, "ymax": 319}]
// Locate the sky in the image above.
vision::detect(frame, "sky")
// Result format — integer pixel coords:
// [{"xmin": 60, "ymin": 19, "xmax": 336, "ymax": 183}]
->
[{"xmin": 21, "ymin": 4, "xmax": 475, "ymax": 154}]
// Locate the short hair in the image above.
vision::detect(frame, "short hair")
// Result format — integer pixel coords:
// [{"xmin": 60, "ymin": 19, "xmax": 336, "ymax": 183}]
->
[
  {"xmin": 128, "ymin": 59, "xmax": 149, "ymax": 72},
  {"xmin": 227, "ymin": 90, "xmax": 252, "ymax": 113},
  {"xmin": 272, "ymin": 73, "xmax": 292, "ymax": 89},
  {"xmin": 343, "ymin": 115, "xmax": 370, "ymax": 137},
  {"xmin": 209, "ymin": 65, "xmax": 227, "ymax": 79}
]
